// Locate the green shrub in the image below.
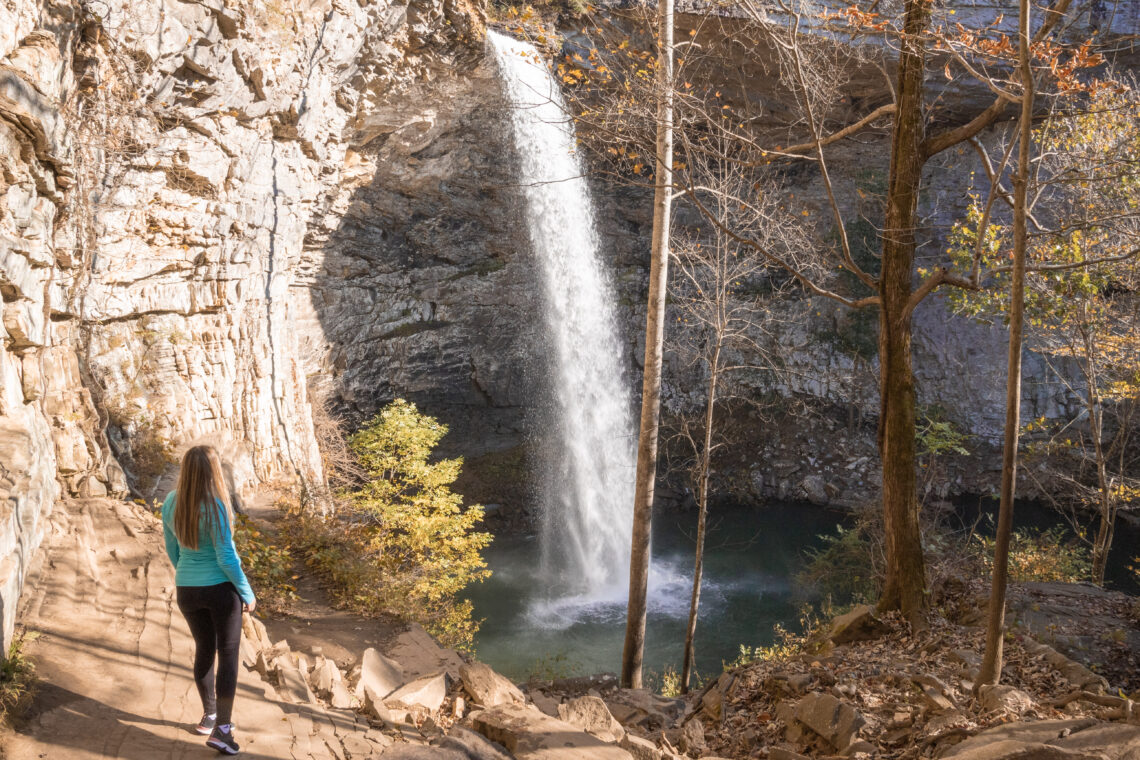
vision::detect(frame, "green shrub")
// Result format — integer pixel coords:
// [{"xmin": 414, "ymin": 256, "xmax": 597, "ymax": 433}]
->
[
  {"xmin": 657, "ymin": 664, "xmax": 683, "ymax": 697},
  {"xmin": 232, "ymin": 514, "xmax": 299, "ymax": 614},
  {"xmin": 724, "ymin": 603, "xmax": 836, "ymax": 670},
  {"xmin": 1, "ymin": 632, "xmax": 38, "ymax": 726},
  {"xmin": 799, "ymin": 519, "xmax": 882, "ymax": 605},
  {"xmin": 972, "ymin": 526, "xmax": 1092, "ymax": 583},
  {"xmin": 287, "ymin": 399, "xmax": 492, "ymax": 650}
]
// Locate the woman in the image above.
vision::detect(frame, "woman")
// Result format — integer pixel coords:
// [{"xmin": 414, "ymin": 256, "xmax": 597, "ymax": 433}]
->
[{"xmin": 161, "ymin": 445, "xmax": 256, "ymax": 755}]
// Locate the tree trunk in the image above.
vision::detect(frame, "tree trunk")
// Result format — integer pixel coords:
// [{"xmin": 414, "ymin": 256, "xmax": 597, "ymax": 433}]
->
[
  {"xmin": 622, "ymin": 0, "xmax": 674, "ymax": 690},
  {"xmin": 876, "ymin": 0, "xmax": 930, "ymax": 627},
  {"xmin": 1087, "ymin": 357, "xmax": 1111, "ymax": 584},
  {"xmin": 681, "ymin": 348, "xmax": 719, "ymax": 693},
  {"xmin": 978, "ymin": 0, "xmax": 1033, "ymax": 686}
]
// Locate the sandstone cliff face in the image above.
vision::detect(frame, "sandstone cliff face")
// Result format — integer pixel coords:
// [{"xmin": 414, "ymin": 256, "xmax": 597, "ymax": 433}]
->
[{"xmin": 0, "ymin": 0, "xmax": 483, "ymax": 651}]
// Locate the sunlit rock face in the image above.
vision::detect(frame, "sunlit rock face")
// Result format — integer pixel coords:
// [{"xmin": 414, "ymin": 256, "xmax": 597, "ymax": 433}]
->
[
  {"xmin": 296, "ymin": 62, "xmax": 541, "ymax": 462},
  {"xmin": 0, "ymin": 0, "xmax": 483, "ymax": 651}
]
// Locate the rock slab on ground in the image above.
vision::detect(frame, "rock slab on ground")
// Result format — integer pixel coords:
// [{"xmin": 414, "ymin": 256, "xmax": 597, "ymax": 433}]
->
[
  {"xmin": 460, "ymin": 661, "xmax": 525, "ymax": 707},
  {"xmin": 388, "ymin": 672, "xmax": 450, "ymax": 713},
  {"xmin": 781, "ymin": 692, "xmax": 865, "ymax": 751},
  {"xmin": 470, "ymin": 702, "xmax": 634, "ymax": 759},
  {"xmin": 830, "ymin": 605, "xmax": 890, "ymax": 644},
  {"xmin": 941, "ymin": 719, "xmax": 1140, "ymax": 760},
  {"xmin": 557, "ymin": 695, "xmax": 625, "ymax": 743},
  {"xmin": 358, "ymin": 646, "xmax": 407, "ymax": 701}
]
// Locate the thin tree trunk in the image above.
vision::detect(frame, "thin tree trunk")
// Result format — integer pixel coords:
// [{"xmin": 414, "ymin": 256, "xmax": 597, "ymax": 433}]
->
[
  {"xmin": 876, "ymin": 0, "xmax": 930, "ymax": 628},
  {"xmin": 978, "ymin": 0, "xmax": 1033, "ymax": 687},
  {"xmin": 1087, "ymin": 354, "xmax": 1111, "ymax": 584},
  {"xmin": 681, "ymin": 347, "xmax": 720, "ymax": 693},
  {"xmin": 622, "ymin": 0, "xmax": 674, "ymax": 690}
]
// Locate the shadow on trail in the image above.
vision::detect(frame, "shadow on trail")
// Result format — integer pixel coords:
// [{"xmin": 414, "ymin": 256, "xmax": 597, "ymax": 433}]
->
[{"xmin": 21, "ymin": 682, "xmax": 343, "ymax": 760}]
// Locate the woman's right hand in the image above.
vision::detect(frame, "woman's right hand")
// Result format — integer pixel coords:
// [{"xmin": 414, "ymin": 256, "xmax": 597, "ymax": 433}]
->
[{"xmin": 243, "ymin": 598, "xmax": 256, "ymax": 614}]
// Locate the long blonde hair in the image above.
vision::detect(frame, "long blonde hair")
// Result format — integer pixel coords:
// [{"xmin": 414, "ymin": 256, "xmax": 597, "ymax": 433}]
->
[{"xmin": 174, "ymin": 445, "xmax": 233, "ymax": 550}]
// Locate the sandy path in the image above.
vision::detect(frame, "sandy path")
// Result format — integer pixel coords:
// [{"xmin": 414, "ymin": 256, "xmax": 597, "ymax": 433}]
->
[{"xmin": 4, "ymin": 499, "xmax": 389, "ymax": 760}]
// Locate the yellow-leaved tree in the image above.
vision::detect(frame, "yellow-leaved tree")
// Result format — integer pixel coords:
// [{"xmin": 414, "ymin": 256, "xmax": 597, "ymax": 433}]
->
[
  {"xmin": 949, "ymin": 84, "xmax": 1140, "ymax": 585},
  {"xmin": 348, "ymin": 399, "xmax": 492, "ymax": 648},
  {"xmin": 294, "ymin": 399, "xmax": 491, "ymax": 649}
]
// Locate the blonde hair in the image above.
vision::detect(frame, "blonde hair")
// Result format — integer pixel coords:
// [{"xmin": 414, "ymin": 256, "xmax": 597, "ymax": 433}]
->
[{"xmin": 173, "ymin": 445, "xmax": 233, "ymax": 550}]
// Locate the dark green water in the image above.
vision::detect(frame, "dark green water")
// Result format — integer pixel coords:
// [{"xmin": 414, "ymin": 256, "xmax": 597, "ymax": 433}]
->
[
  {"xmin": 464, "ymin": 503, "xmax": 846, "ymax": 682},
  {"xmin": 464, "ymin": 497, "xmax": 1139, "ymax": 682}
]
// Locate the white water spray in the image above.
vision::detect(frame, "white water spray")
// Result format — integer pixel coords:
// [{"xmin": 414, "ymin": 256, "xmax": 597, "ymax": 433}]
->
[{"xmin": 488, "ymin": 31, "xmax": 636, "ymax": 604}]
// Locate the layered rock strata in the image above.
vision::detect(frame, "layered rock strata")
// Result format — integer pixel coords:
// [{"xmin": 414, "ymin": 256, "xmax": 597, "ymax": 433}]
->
[{"xmin": 0, "ymin": 0, "xmax": 482, "ymax": 651}]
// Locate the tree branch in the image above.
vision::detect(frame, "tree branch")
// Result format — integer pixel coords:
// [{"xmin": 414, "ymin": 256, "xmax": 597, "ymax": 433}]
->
[
  {"xmin": 778, "ymin": 103, "xmax": 897, "ymax": 156},
  {"xmin": 924, "ymin": 94, "xmax": 1014, "ymax": 158}
]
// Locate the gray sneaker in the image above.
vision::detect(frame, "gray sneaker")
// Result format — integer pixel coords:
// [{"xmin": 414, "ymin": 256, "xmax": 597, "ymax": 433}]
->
[{"xmin": 206, "ymin": 724, "xmax": 239, "ymax": 755}]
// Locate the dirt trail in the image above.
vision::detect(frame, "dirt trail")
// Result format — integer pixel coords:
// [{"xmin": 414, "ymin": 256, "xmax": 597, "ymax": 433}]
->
[{"xmin": 4, "ymin": 498, "xmax": 393, "ymax": 760}]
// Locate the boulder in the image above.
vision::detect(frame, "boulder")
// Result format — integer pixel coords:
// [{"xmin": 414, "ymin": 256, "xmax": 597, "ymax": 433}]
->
[
  {"xmin": 330, "ymin": 679, "xmax": 354, "ymax": 709},
  {"xmin": 620, "ymin": 734, "xmax": 663, "ymax": 760},
  {"xmin": 979, "ymin": 685, "xmax": 1036, "ymax": 716},
  {"xmin": 356, "ymin": 647, "xmax": 406, "ymax": 701},
  {"xmin": 557, "ymin": 695, "xmax": 625, "ymax": 743},
  {"xmin": 679, "ymin": 719, "xmax": 705, "ymax": 754},
  {"xmin": 274, "ymin": 654, "xmax": 317, "ymax": 705},
  {"xmin": 460, "ymin": 662, "xmax": 525, "ymax": 707},
  {"xmin": 829, "ymin": 605, "xmax": 889, "ymax": 644},
  {"xmin": 769, "ymin": 750, "xmax": 812, "ymax": 760},
  {"xmin": 800, "ymin": 475, "xmax": 829, "ymax": 505},
  {"xmin": 311, "ymin": 655, "xmax": 342, "ymax": 695},
  {"xmin": 470, "ymin": 702, "xmax": 633, "ymax": 759},
  {"xmin": 940, "ymin": 740, "xmax": 1106, "ymax": 760},
  {"xmin": 787, "ymin": 692, "xmax": 865, "ymax": 751},
  {"xmin": 700, "ymin": 686, "xmax": 723, "ymax": 722},
  {"xmin": 437, "ymin": 726, "xmax": 514, "ymax": 760},
  {"xmin": 699, "ymin": 672, "xmax": 735, "ymax": 722},
  {"xmin": 388, "ymin": 672, "xmax": 449, "ymax": 713},
  {"xmin": 604, "ymin": 688, "xmax": 683, "ymax": 730}
]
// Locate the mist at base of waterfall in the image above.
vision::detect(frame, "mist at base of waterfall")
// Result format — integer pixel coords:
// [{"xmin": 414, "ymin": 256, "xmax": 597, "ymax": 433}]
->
[{"xmin": 465, "ymin": 503, "xmax": 847, "ymax": 682}]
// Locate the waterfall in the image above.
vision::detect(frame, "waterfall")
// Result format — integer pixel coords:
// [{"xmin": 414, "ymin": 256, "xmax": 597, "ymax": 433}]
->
[{"xmin": 488, "ymin": 31, "xmax": 637, "ymax": 607}]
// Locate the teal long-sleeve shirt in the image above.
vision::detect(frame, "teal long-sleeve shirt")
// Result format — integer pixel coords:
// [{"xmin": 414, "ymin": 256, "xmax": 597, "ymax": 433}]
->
[{"xmin": 161, "ymin": 491, "xmax": 256, "ymax": 605}]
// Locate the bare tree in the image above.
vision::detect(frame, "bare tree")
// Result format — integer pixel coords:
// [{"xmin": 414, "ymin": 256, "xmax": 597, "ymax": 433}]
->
[
  {"xmin": 622, "ymin": 0, "xmax": 675, "ymax": 689},
  {"xmin": 978, "ymin": 0, "xmax": 1034, "ymax": 688},
  {"xmin": 663, "ymin": 0, "xmax": 1102, "ymax": 628},
  {"xmin": 668, "ymin": 137, "xmax": 807, "ymax": 691}
]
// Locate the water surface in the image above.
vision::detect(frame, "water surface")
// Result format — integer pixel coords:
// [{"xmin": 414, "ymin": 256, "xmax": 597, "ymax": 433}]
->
[{"xmin": 465, "ymin": 502, "xmax": 845, "ymax": 682}]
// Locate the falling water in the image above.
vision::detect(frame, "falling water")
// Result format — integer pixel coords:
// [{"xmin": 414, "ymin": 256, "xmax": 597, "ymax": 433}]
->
[{"xmin": 488, "ymin": 31, "xmax": 636, "ymax": 609}]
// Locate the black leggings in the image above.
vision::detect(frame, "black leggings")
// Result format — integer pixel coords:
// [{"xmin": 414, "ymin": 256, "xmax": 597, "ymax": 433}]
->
[{"xmin": 176, "ymin": 583, "xmax": 243, "ymax": 725}]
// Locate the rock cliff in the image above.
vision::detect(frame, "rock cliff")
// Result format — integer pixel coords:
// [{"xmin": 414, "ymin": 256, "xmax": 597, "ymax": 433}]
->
[{"xmin": 0, "ymin": 0, "xmax": 483, "ymax": 651}]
